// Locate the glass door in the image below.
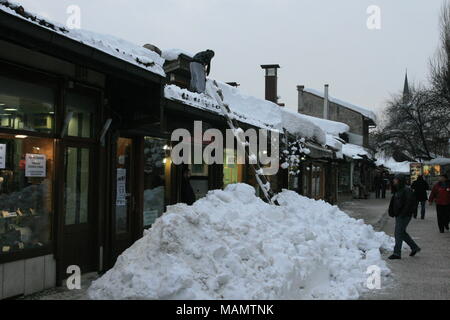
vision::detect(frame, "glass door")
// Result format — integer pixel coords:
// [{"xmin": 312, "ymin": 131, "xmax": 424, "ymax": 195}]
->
[{"xmin": 62, "ymin": 144, "xmax": 96, "ymax": 274}]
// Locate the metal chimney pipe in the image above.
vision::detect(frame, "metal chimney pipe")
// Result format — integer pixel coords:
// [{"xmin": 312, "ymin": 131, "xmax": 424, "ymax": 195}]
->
[
  {"xmin": 324, "ymin": 84, "xmax": 329, "ymax": 120},
  {"xmin": 297, "ymin": 85, "xmax": 305, "ymax": 112}
]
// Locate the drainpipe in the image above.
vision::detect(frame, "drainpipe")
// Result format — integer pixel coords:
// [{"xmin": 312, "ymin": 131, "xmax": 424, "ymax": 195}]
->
[{"xmin": 324, "ymin": 84, "xmax": 329, "ymax": 120}]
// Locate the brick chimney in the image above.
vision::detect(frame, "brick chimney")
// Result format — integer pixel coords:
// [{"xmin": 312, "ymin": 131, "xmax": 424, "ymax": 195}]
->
[
  {"xmin": 297, "ymin": 85, "xmax": 305, "ymax": 112},
  {"xmin": 261, "ymin": 64, "xmax": 280, "ymax": 104}
]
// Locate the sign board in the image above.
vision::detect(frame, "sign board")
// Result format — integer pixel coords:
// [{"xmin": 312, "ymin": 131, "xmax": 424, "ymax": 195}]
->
[
  {"xmin": 0, "ymin": 144, "xmax": 5, "ymax": 169},
  {"xmin": 25, "ymin": 154, "xmax": 46, "ymax": 177},
  {"xmin": 116, "ymin": 168, "xmax": 127, "ymax": 206}
]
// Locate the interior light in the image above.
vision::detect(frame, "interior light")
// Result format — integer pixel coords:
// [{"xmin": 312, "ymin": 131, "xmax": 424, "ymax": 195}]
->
[
  {"xmin": 15, "ymin": 135, "xmax": 28, "ymax": 139},
  {"xmin": 4, "ymin": 108, "xmax": 18, "ymax": 112}
]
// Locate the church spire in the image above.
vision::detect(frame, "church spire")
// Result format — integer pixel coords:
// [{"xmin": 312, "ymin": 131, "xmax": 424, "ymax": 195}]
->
[{"xmin": 403, "ymin": 70, "xmax": 411, "ymax": 103}]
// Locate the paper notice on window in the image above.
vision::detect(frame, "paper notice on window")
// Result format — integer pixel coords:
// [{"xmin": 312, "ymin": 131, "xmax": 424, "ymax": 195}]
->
[
  {"xmin": 25, "ymin": 153, "xmax": 47, "ymax": 177},
  {"xmin": 0, "ymin": 144, "xmax": 5, "ymax": 169},
  {"xmin": 116, "ymin": 168, "xmax": 127, "ymax": 206}
]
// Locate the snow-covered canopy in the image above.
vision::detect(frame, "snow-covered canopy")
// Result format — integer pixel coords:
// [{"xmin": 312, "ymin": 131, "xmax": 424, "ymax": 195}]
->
[
  {"xmin": 375, "ymin": 155, "xmax": 410, "ymax": 174},
  {"xmin": 161, "ymin": 49, "xmax": 193, "ymax": 61},
  {"xmin": 342, "ymin": 143, "xmax": 373, "ymax": 160},
  {"xmin": 425, "ymin": 158, "xmax": 450, "ymax": 166},
  {"xmin": 303, "ymin": 88, "xmax": 377, "ymax": 125},
  {"xmin": 165, "ymin": 80, "xmax": 327, "ymax": 145},
  {"xmin": 298, "ymin": 113, "xmax": 350, "ymax": 136},
  {"xmin": 0, "ymin": 0, "xmax": 165, "ymax": 77}
]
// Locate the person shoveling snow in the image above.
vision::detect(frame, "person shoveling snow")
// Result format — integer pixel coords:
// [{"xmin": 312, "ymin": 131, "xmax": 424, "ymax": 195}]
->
[{"xmin": 88, "ymin": 184, "xmax": 393, "ymax": 300}]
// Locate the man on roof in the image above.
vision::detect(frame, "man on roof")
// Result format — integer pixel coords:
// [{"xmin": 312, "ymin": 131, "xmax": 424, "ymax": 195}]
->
[{"xmin": 190, "ymin": 49, "xmax": 215, "ymax": 93}]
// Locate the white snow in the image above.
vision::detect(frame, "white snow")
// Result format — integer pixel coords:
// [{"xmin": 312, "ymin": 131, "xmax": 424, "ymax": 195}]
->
[
  {"xmin": 326, "ymin": 134, "xmax": 343, "ymax": 152},
  {"xmin": 303, "ymin": 88, "xmax": 377, "ymax": 124},
  {"xmin": 165, "ymin": 81, "xmax": 328, "ymax": 145},
  {"xmin": 298, "ymin": 114, "xmax": 350, "ymax": 136},
  {"xmin": 426, "ymin": 157, "xmax": 450, "ymax": 166},
  {"xmin": 376, "ymin": 155, "xmax": 410, "ymax": 174},
  {"xmin": 162, "ymin": 48, "xmax": 193, "ymax": 61},
  {"xmin": 88, "ymin": 183, "xmax": 393, "ymax": 300},
  {"xmin": 342, "ymin": 143, "xmax": 372, "ymax": 160},
  {"xmin": 0, "ymin": 1, "xmax": 165, "ymax": 77}
]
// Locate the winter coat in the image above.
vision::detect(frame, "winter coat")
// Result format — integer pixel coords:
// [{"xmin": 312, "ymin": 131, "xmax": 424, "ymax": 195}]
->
[
  {"xmin": 429, "ymin": 181, "xmax": 450, "ymax": 205},
  {"xmin": 193, "ymin": 50, "xmax": 214, "ymax": 76},
  {"xmin": 389, "ymin": 186, "xmax": 417, "ymax": 217},
  {"xmin": 181, "ymin": 177, "xmax": 196, "ymax": 205},
  {"xmin": 411, "ymin": 179, "xmax": 429, "ymax": 202}
]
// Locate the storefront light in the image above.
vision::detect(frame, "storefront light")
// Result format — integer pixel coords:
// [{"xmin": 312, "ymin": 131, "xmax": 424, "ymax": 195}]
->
[
  {"xmin": 15, "ymin": 134, "xmax": 28, "ymax": 139},
  {"xmin": 4, "ymin": 108, "xmax": 18, "ymax": 111},
  {"xmin": 163, "ymin": 145, "xmax": 170, "ymax": 150},
  {"xmin": 162, "ymin": 158, "xmax": 167, "ymax": 164}
]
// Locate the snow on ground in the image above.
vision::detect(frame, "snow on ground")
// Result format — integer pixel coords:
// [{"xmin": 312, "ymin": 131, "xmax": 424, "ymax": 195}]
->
[
  {"xmin": 0, "ymin": 0, "xmax": 165, "ymax": 77},
  {"xmin": 88, "ymin": 184, "xmax": 393, "ymax": 300}
]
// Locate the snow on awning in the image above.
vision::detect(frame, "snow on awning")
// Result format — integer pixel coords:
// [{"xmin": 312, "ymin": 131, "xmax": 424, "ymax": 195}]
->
[
  {"xmin": 161, "ymin": 49, "xmax": 193, "ymax": 61},
  {"xmin": 280, "ymin": 108, "xmax": 326, "ymax": 145},
  {"xmin": 303, "ymin": 88, "xmax": 377, "ymax": 125},
  {"xmin": 375, "ymin": 155, "xmax": 410, "ymax": 174},
  {"xmin": 342, "ymin": 143, "xmax": 373, "ymax": 160},
  {"xmin": 297, "ymin": 114, "xmax": 350, "ymax": 136},
  {"xmin": 0, "ymin": 0, "xmax": 165, "ymax": 77},
  {"xmin": 425, "ymin": 158, "xmax": 450, "ymax": 166}
]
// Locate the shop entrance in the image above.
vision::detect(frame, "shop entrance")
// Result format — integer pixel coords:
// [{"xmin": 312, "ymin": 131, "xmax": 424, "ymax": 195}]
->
[
  {"xmin": 61, "ymin": 143, "xmax": 97, "ymax": 275},
  {"xmin": 111, "ymin": 137, "xmax": 140, "ymax": 262}
]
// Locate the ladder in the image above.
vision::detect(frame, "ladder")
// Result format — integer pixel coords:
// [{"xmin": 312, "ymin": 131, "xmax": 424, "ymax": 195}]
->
[{"xmin": 207, "ymin": 80, "xmax": 277, "ymax": 205}]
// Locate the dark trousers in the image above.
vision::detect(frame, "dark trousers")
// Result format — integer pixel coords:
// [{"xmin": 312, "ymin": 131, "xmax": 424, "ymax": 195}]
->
[
  {"xmin": 436, "ymin": 205, "xmax": 450, "ymax": 233},
  {"xmin": 414, "ymin": 201, "xmax": 426, "ymax": 219},
  {"xmin": 394, "ymin": 216, "xmax": 419, "ymax": 256},
  {"xmin": 381, "ymin": 187, "xmax": 386, "ymax": 199},
  {"xmin": 375, "ymin": 187, "xmax": 381, "ymax": 199}
]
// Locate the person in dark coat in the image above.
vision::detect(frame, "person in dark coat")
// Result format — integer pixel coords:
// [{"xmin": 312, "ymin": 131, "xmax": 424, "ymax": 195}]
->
[
  {"xmin": 388, "ymin": 175, "xmax": 421, "ymax": 259},
  {"xmin": 190, "ymin": 49, "xmax": 215, "ymax": 93},
  {"xmin": 411, "ymin": 175, "xmax": 429, "ymax": 219},
  {"xmin": 429, "ymin": 174, "xmax": 450, "ymax": 233},
  {"xmin": 381, "ymin": 173, "xmax": 388, "ymax": 198},
  {"xmin": 374, "ymin": 174, "xmax": 382, "ymax": 199},
  {"xmin": 180, "ymin": 166, "xmax": 196, "ymax": 205}
]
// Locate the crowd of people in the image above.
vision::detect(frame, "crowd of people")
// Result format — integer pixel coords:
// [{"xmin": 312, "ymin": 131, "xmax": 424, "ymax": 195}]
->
[{"xmin": 386, "ymin": 173, "xmax": 450, "ymax": 260}]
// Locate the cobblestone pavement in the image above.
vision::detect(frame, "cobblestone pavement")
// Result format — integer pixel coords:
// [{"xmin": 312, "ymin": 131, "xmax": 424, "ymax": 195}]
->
[
  {"xmin": 339, "ymin": 195, "xmax": 390, "ymax": 230},
  {"xmin": 362, "ymin": 204, "xmax": 450, "ymax": 300}
]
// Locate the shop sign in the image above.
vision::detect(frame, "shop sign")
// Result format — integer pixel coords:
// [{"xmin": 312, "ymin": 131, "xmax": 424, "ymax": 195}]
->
[
  {"xmin": 0, "ymin": 144, "xmax": 5, "ymax": 169},
  {"xmin": 25, "ymin": 153, "xmax": 46, "ymax": 177},
  {"xmin": 116, "ymin": 168, "xmax": 127, "ymax": 206}
]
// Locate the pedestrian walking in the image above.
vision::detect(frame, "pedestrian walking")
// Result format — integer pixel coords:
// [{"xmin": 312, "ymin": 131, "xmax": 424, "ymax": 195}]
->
[
  {"xmin": 428, "ymin": 174, "xmax": 450, "ymax": 233},
  {"xmin": 374, "ymin": 174, "xmax": 382, "ymax": 199},
  {"xmin": 388, "ymin": 176, "xmax": 421, "ymax": 259},
  {"xmin": 411, "ymin": 175, "xmax": 429, "ymax": 219},
  {"xmin": 190, "ymin": 49, "xmax": 215, "ymax": 93},
  {"xmin": 180, "ymin": 166, "xmax": 196, "ymax": 205},
  {"xmin": 381, "ymin": 173, "xmax": 388, "ymax": 199}
]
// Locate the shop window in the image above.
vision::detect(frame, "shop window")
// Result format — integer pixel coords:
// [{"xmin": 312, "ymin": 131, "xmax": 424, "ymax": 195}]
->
[
  {"xmin": 0, "ymin": 75, "xmax": 55, "ymax": 133},
  {"xmin": 223, "ymin": 148, "xmax": 243, "ymax": 187},
  {"xmin": 64, "ymin": 147, "xmax": 90, "ymax": 225},
  {"xmin": 0, "ymin": 134, "xmax": 53, "ymax": 255},
  {"xmin": 143, "ymin": 137, "xmax": 167, "ymax": 228},
  {"xmin": 66, "ymin": 92, "xmax": 95, "ymax": 138}
]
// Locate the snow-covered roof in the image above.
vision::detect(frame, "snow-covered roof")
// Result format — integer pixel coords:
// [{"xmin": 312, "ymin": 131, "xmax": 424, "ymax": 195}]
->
[
  {"xmin": 298, "ymin": 113, "xmax": 350, "ymax": 136},
  {"xmin": 342, "ymin": 143, "xmax": 373, "ymax": 160},
  {"xmin": 425, "ymin": 158, "xmax": 450, "ymax": 166},
  {"xmin": 375, "ymin": 155, "xmax": 410, "ymax": 174},
  {"xmin": 303, "ymin": 88, "xmax": 377, "ymax": 124},
  {"xmin": 164, "ymin": 81, "xmax": 327, "ymax": 145},
  {"xmin": 161, "ymin": 49, "xmax": 193, "ymax": 61},
  {"xmin": 0, "ymin": 1, "xmax": 165, "ymax": 77}
]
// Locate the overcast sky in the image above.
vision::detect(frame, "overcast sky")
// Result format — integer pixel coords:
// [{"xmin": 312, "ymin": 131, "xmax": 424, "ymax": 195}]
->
[{"xmin": 16, "ymin": 0, "xmax": 444, "ymax": 117}]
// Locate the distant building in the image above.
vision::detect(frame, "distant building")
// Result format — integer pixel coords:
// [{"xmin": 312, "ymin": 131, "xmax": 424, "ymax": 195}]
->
[{"xmin": 296, "ymin": 86, "xmax": 376, "ymax": 148}]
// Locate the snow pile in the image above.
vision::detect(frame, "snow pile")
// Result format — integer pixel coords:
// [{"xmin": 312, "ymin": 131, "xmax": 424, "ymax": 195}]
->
[
  {"xmin": 88, "ymin": 184, "xmax": 393, "ymax": 300},
  {"xmin": 162, "ymin": 48, "xmax": 193, "ymax": 61},
  {"xmin": 303, "ymin": 88, "xmax": 377, "ymax": 124},
  {"xmin": 0, "ymin": 0, "xmax": 165, "ymax": 77}
]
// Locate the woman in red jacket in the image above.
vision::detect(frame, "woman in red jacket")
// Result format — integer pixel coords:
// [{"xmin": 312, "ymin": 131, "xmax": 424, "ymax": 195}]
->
[{"xmin": 429, "ymin": 174, "xmax": 450, "ymax": 233}]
